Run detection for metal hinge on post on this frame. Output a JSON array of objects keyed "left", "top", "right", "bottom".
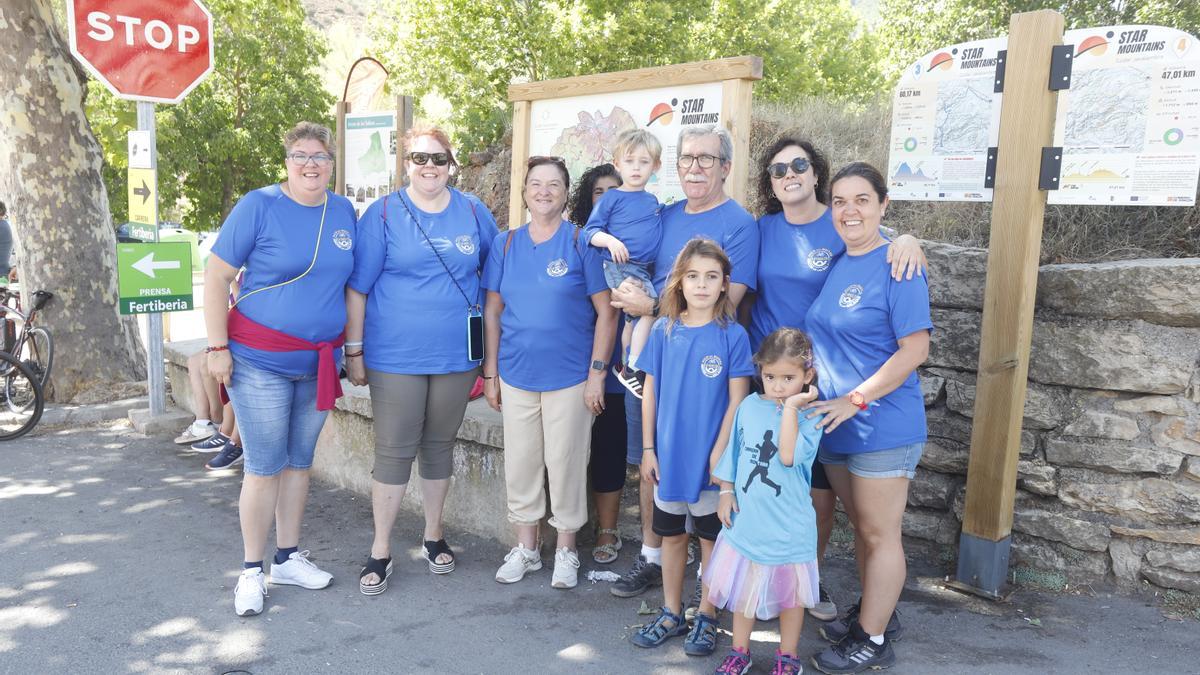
[
  {"left": 1049, "top": 44, "right": 1074, "bottom": 90},
  {"left": 985, "top": 147, "right": 999, "bottom": 188},
  {"left": 993, "top": 50, "right": 1007, "bottom": 93},
  {"left": 1039, "top": 147, "right": 1063, "bottom": 190}
]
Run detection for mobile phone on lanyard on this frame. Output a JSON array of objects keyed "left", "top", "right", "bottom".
[{"left": 467, "top": 311, "right": 484, "bottom": 362}]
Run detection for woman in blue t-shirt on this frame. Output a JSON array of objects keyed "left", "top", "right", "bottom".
[
  {"left": 481, "top": 156, "right": 617, "bottom": 590},
  {"left": 204, "top": 122, "right": 356, "bottom": 618},
  {"left": 747, "top": 136, "right": 927, "bottom": 626},
  {"left": 803, "top": 163, "right": 932, "bottom": 674},
  {"left": 344, "top": 125, "right": 499, "bottom": 595}
]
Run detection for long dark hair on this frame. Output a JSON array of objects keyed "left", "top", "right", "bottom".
[
  {"left": 756, "top": 136, "right": 830, "bottom": 215},
  {"left": 567, "top": 163, "right": 621, "bottom": 226}
]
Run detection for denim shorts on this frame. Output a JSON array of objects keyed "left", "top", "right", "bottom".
[
  {"left": 817, "top": 443, "right": 924, "bottom": 479},
  {"left": 602, "top": 259, "right": 657, "bottom": 299},
  {"left": 226, "top": 357, "right": 330, "bottom": 476}
]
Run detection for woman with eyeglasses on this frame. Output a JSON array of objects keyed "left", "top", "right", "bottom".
[
  {"left": 482, "top": 156, "right": 617, "bottom": 590},
  {"left": 747, "top": 137, "right": 925, "bottom": 647},
  {"left": 204, "top": 122, "right": 357, "bottom": 617},
  {"left": 344, "top": 124, "right": 499, "bottom": 595}
]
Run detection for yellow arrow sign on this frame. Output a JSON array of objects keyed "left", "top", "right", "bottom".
[{"left": 127, "top": 167, "right": 157, "bottom": 226}]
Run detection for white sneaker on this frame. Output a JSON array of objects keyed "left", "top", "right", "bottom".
[
  {"left": 495, "top": 544, "right": 542, "bottom": 583},
  {"left": 270, "top": 550, "right": 333, "bottom": 589},
  {"left": 551, "top": 547, "right": 580, "bottom": 589},
  {"left": 234, "top": 567, "right": 267, "bottom": 616},
  {"left": 174, "top": 420, "right": 217, "bottom": 445}
]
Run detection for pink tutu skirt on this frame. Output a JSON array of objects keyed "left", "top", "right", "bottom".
[{"left": 705, "top": 531, "right": 820, "bottom": 620}]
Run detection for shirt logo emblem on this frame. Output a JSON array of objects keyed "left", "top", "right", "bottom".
[
  {"left": 547, "top": 258, "right": 569, "bottom": 277},
  {"left": 839, "top": 284, "right": 864, "bottom": 308},
  {"left": 807, "top": 248, "right": 833, "bottom": 271},
  {"left": 332, "top": 229, "right": 353, "bottom": 250},
  {"left": 700, "top": 355, "right": 723, "bottom": 378},
  {"left": 455, "top": 235, "right": 476, "bottom": 255}
]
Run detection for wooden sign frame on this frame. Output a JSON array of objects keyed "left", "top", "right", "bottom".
[{"left": 506, "top": 56, "right": 763, "bottom": 229}]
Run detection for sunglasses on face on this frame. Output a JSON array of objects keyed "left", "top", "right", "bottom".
[
  {"left": 408, "top": 152, "right": 451, "bottom": 166},
  {"left": 768, "top": 157, "right": 811, "bottom": 179}
]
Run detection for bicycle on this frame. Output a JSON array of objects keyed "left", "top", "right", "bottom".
[
  {"left": 0, "top": 286, "right": 54, "bottom": 393},
  {"left": 0, "top": 349, "right": 43, "bottom": 440}
]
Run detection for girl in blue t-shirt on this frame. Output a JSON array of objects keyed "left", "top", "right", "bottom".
[
  {"left": 708, "top": 328, "right": 823, "bottom": 675},
  {"left": 630, "top": 238, "right": 754, "bottom": 657}
]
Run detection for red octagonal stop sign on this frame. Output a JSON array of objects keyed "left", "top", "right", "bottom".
[{"left": 68, "top": 0, "right": 214, "bottom": 104}]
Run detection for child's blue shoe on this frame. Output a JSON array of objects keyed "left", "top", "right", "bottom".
[
  {"left": 630, "top": 606, "right": 687, "bottom": 648},
  {"left": 684, "top": 612, "right": 719, "bottom": 656}
]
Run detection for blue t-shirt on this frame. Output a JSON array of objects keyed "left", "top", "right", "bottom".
[
  {"left": 347, "top": 188, "right": 499, "bottom": 374},
  {"left": 212, "top": 185, "right": 356, "bottom": 376},
  {"left": 748, "top": 208, "right": 845, "bottom": 351},
  {"left": 642, "top": 317, "right": 755, "bottom": 502},
  {"left": 482, "top": 222, "right": 608, "bottom": 392},
  {"left": 581, "top": 189, "right": 662, "bottom": 264},
  {"left": 653, "top": 200, "right": 759, "bottom": 294},
  {"left": 804, "top": 245, "right": 933, "bottom": 454},
  {"left": 713, "top": 394, "right": 823, "bottom": 565}
]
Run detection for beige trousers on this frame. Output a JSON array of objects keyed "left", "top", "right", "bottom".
[{"left": 500, "top": 380, "right": 595, "bottom": 533}]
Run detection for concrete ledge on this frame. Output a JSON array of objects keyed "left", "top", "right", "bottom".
[
  {"left": 129, "top": 406, "right": 194, "bottom": 436},
  {"left": 40, "top": 396, "right": 150, "bottom": 428}
]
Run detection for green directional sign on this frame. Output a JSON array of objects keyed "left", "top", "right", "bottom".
[{"left": 116, "top": 242, "right": 194, "bottom": 315}]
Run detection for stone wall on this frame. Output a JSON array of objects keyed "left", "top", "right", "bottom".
[{"left": 913, "top": 242, "right": 1200, "bottom": 596}]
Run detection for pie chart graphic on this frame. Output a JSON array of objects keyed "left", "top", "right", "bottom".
[
  {"left": 1164, "top": 128, "right": 1184, "bottom": 146},
  {"left": 904, "top": 137, "right": 918, "bottom": 152}
]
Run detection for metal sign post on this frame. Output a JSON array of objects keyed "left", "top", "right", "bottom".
[{"left": 137, "top": 102, "right": 166, "bottom": 416}]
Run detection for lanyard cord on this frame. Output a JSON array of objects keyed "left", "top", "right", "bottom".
[{"left": 232, "top": 192, "right": 328, "bottom": 308}]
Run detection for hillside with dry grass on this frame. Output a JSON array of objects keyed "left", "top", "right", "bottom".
[{"left": 301, "top": 0, "right": 370, "bottom": 30}]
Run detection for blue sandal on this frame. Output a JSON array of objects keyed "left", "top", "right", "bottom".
[
  {"left": 684, "top": 612, "right": 719, "bottom": 656},
  {"left": 630, "top": 606, "right": 687, "bottom": 648}
]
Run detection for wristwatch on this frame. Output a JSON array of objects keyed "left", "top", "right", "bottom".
[
  {"left": 848, "top": 390, "right": 869, "bottom": 410},
  {"left": 591, "top": 360, "right": 607, "bottom": 372}
]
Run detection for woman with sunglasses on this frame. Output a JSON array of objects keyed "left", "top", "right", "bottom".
[
  {"left": 482, "top": 156, "right": 617, "bottom": 590},
  {"left": 345, "top": 124, "right": 499, "bottom": 595},
  {"left": 747, "top": 136, "right": 925, "bottom": 634},
  {"left": 204, "top": 122, "right": 357, "bottom": 617}
]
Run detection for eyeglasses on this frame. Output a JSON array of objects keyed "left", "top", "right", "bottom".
[
  {"left": 677, "top": 154, "right": 723, "bottom": 169},
  {"left": 286, "top": 152, "right": 333, "bottom": 167},
  {"left": 768, "top": 157, "right": 811, "bottom": 179},
  {"left": 408, "top": 152, "right": 451, "bottom": 166}
]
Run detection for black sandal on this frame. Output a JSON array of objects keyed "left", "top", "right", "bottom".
[
  {"left": 359, "top": 556, "right": 393, "bottom": 596},
  {"left": 423, "top": 539, "right": 455, "bottom": 574}
]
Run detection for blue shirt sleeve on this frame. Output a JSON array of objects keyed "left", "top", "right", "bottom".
[
  {"left": 346, "top": 199, "right": 386, "bottom": 295},
  {"left": 887, "top": 273, "right": 933, "bottom": 339},
  {"left": 581, "top": 190, "right": 616, "bottom": 248},
  {"left": 727, "top": 324, "right": 756, "bottom": 378},
  {"left": 640, "top": 318, "right": 667, "bottom": 379},
  {"left": 792, "top": 412, "right": 824, "bottom": 469},
  {"left": 725, "top": 207, "right": 760, "bottom": 290},
  {"left": 712, "top": 403, "right": 743, "bottom": 483},
  {"left": 577, "top": 235, "right": 609, "bottom": 296},
  {"left": 481, "top": 230, "right": 508, "bottom": 292},
  {"left": 211, "top": 192, "right": 264, "bottom": 269},
  {"left": 467, "top": 194, "right": 500, "bottom": 275}
]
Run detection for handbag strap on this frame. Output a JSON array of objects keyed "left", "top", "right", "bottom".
[{"left": 385, "top": 190, "right": 480, "bottom": 312}]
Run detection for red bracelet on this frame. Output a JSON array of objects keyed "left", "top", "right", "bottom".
[{"left": 205, "top": 345, "right": 229, "bottom": 353}]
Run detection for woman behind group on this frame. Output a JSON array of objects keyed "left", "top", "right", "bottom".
[
  {"left": 204, "top": 122, "right": 357, "bottom": 617},
  {"left": 345, "top": 124, "right": 499, "bottom": 595},
  {"left": 568, "top": 163, "right": 628, "bottom": 565},
  {"left": 803, "top": 162, "right": 932, "bottom": 675},
  {"left": 482, "top": 156, "right": 617, "bottom": 589},
  {"left": 748, "top": 136, "right": 926, "bottom": 623}
]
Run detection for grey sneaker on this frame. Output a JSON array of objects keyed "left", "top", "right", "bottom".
[
  {"left": 820, "top": 600, "right": 903, "bottom": 643},
  {"left": 190, "top": 432, "right": 229, "bottom": 453},
  {"left": 205, "top": 441, "right": 243, "bottom": 470},
  {"left": 812, "top": 623, "right": 895, "bottom": 673},
  {"left": 610, "top": 555, "right": 662, "bottom": 598},
  {"left": 175, "top": 420, "right": 216, "bottom": 445},
  {"left": 495, "top": 544, "right": 541, "bottom": 583},
  {"left": 808, "top": 583, "right": 838, "bottom": 621}
]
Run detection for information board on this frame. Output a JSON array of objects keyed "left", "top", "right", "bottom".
[{"left": 343, "top": 112, "right": 397, "bottom": 217}]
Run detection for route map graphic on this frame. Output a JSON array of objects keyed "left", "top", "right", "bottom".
[
  {"left": 1063, "top": 66, "right": 1152, "bottom": 154},
  {"left": 934, "top": 78, "right": 994, "bottom": 155}
]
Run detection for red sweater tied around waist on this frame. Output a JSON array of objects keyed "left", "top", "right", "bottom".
[{"left": 220, "top": 307, "right": 344, "bottom": 411}]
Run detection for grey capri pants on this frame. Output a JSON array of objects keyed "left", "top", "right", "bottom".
[{"left": 366, "top": 367, "right": 479, "bottom": 485}]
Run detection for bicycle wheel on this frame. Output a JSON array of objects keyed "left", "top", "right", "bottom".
[
  {"left": 19, "top": 326, "right": 53, "bottom": 390},
  {"left": 0, "top": 351, "right": 44, "bottom": 440}
]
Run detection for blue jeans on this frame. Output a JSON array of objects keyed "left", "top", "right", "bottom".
[
  {"left": 226, "top": 357, "right": 330, "bottom": 476},
  {"left": 625, "top": 390, "right": 643, "bottom": 466},
  {"left": 603, "top": 259, "right": 657, "bottom": 298}
]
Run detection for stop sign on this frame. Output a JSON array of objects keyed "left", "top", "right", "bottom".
[{"left": 67, "top": 0, "right": 214, "bottom": 104}]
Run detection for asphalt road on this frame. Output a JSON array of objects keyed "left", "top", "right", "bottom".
[{"left": 1, "top": 419, "right": 1195, "bottom": 674}]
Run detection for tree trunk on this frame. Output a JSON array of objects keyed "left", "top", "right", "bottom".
[{"left": 0, "top": 0, "right": 147, "bottom": 401}]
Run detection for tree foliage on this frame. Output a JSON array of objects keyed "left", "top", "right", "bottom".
[
  {"left": 877, "top": 0, "right": 1200, "bottom": 84},
  {"left": 367, "top": 0, "right": 881, "bottom": 150},
  {"left": 87, "top": 0, "right": 333, "bottom": 231}
]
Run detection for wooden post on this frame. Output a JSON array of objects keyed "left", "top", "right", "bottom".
[
  {"left": 720, "top": 77, "right": 755, "bottom": 205},
  {"left": 396, "top": 94, "right": 413, "bottom": 188},
  {"left": 508, "top": 100, "right": 532, "bottom": 230},
  {"left": 954, "top": 9, "right": 1064, "bottom": 598},
  {"left": 335, "top": 100, "right": 350, "bottom": 196}
]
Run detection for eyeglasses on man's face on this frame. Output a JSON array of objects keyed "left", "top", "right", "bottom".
[{"left": 677, "top": 154, "right": 723, "bottom": 170}]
